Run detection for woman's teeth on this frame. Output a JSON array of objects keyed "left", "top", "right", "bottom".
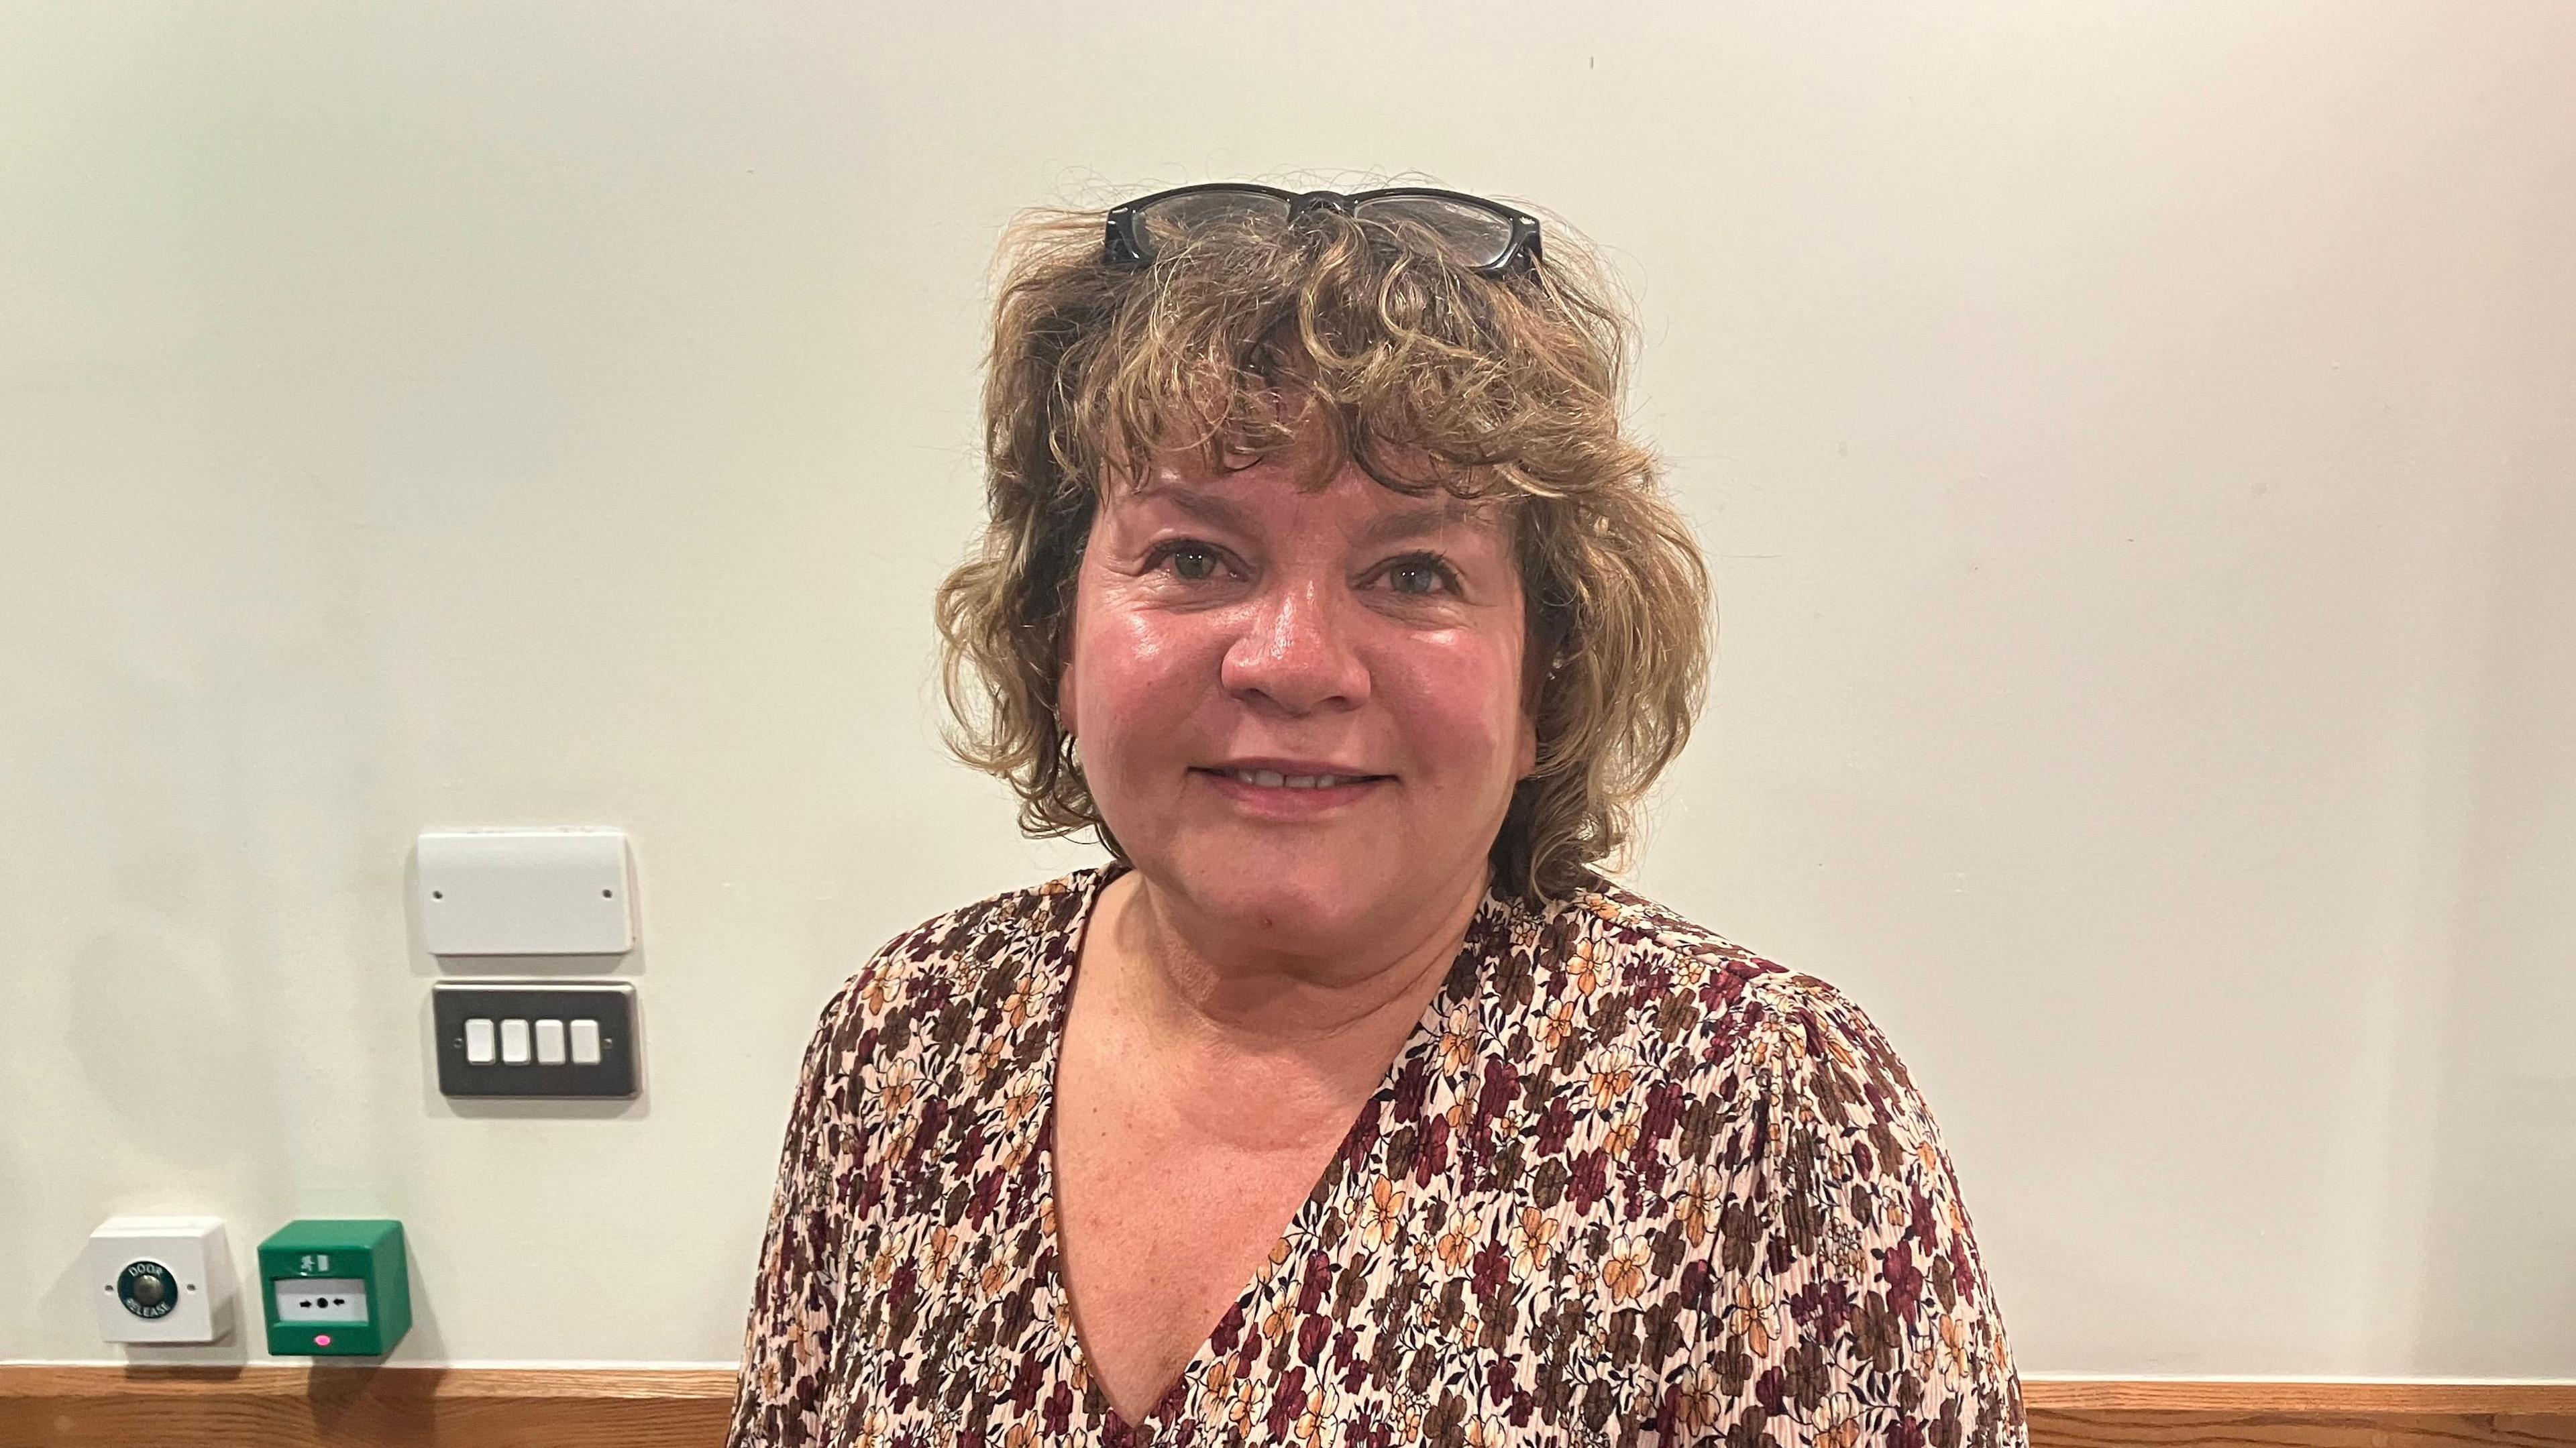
[{"left": 1227, "top": 769, "right": 1370, "bottom": 790}]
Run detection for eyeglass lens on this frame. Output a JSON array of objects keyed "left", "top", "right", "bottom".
[
  {"left": 1134, "top": 191, "right": 1515, "bottom": 270},
  {"left": 1134, "top": 192, "right": 1293, "bottom": 254},
  {"left": 1350, "top": 196, "right": 1515, "bottom": 270}
]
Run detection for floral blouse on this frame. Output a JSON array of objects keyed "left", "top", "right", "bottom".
[{"left": 726, "top": 863, "right": 2026, "bottom": 1448}]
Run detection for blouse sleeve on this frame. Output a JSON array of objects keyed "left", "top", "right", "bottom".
[
  {"left": 1707, "top": 985, "right": 2027, "bottom": 1448},
  {"left": 725, "top": 974, "right": 865, "bottom": 1448}
]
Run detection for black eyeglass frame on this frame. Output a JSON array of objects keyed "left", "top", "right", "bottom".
[{"left": 1102, "top": 183, "right": 1544, "bottom": 276}]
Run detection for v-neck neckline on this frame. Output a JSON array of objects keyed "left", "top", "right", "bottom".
[{"left": 1028, "top": 860, "right": 1510, "bottom": 1441}]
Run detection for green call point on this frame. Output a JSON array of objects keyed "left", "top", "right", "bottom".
[{"left": 256, "top": 1219, "right": 411, "bottom": 1357}]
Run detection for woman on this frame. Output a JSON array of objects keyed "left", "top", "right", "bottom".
[{"left": 727, "top": 183, "right": 2025, "bottom": 1448}]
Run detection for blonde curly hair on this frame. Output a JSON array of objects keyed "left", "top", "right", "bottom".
[{"left": 934, "top": 188, "right": 1711, "bottom": 901}]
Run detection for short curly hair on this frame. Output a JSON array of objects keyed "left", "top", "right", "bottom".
[{"left": 934, "top": 188, "right": 1711, "bottom": 901}]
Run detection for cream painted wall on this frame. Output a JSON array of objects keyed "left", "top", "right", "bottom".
[{"left": 3, "top": 1, "right": 2569, "bottom": 1377}]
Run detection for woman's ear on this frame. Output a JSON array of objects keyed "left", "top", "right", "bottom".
[
  {"left": 1515, "top": 605, "right": 1564, "bottom": 781},
  {"left": 1513, "top": 621, "right": 1542, "bottom": 781},
  {"left": 1050, "top": 557, "right": 1079, "bottom": 748},
  {"left": 1053, "top": 496, "right": 1105, "bottom": 746}
]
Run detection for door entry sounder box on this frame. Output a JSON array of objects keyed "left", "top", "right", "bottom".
[{"left": 257, "top": 1219, "right": 411, "bottom": 1356}]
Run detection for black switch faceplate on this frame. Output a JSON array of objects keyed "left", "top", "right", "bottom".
[{"left": 431, "top": 981, "right": 639, "bottom": 1098}]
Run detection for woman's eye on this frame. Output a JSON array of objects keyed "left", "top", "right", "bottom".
[
  {"left": 1159, "top": 544, "right": 1224, "bottom": 581},
  {"left": 1386, "top": 557, "right": 1456, "bottom": 596}
]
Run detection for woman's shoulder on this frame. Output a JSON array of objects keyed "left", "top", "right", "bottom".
[
  {"left": 1520, "top": 872, "right": 1933, "bottom": 1113},
  {"left": 1532, "top": 879, "right": 2023, "bottom": 1444},
  {"left": 811, "top": 865, "right": 1110, "bottom": 1042},
  {"left": 864, "top": 865, "right": 1105, "bottom": 969}
]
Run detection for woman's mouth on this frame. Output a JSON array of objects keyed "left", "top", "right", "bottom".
[
  {"left": 1192, "top": 765, "right": 1392, "bottom": 813},
  {"left": 1210, "top": 767, "right": 1384, "bottom": 790}
]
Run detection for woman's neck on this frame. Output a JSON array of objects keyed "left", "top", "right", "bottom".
[{"left": 1092, "top": 860, "right": 1490, "bottom": 1056}]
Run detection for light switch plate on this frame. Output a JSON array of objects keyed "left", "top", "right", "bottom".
[
  {"left": 89, "top": 1216, "right": 234, "bottom": 1344},
  {"left": 416, "top": 828, "right": 634, "bottom": 956},
  {"left": 432, "top": 981, "right": 639, "bottom": 1097}
]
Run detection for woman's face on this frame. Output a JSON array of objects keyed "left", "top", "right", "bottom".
[{"left": 1059, "top": 443, "right": 1538, "bottom": 958}]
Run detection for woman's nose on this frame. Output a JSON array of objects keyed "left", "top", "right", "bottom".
[{"left": 1220, "top": 579, "right": 1370, "bottom": 715}]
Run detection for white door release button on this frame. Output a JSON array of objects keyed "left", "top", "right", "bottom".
[
  {"left": 534, "top": 1019, "right": 566, "bottom": 1064},
  {"left": 569, "top": 1018, "right": 601, "bottom": 1064},
  {"left": 499, "top": 1018, "right": 531, "bottom": 1064},
  {"left": 464, "top": 1018, "right": 496, "bottom": 1064}
]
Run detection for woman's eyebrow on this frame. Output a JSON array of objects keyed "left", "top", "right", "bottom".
[
  {"left": 1120, "top": 482, "right": 1253, "bottom": 533},
  {"left": 1352, "top": 500, "right": 1496, "bottom": 549}
]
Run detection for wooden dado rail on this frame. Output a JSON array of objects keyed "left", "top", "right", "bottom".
[{"left": 2, "top": 1367, "right": 2573, "bottom": 1446}]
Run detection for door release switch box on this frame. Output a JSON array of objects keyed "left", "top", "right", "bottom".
[
  {"left": 433, "top": 981, "right": 638, "bottom": 1098},
  {"left": 89, "top": 1217, "right": 235, "bottom": 1345}
]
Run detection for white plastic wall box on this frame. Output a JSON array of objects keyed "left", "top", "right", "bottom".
[
  {"left": 416, "top": 827, "right": 635, "bottom": 956},
  {"left": 89, "top": 1216, "right": 235, "bottom": 1344}
]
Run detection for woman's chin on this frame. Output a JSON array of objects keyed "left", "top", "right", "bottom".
[{"left": 1142, "top": 852, "right": 1413, "bottom": 950}]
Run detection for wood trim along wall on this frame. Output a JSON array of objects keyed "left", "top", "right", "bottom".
[
  {"left": 2019, "top": 1378, "right": 2576, "bottom": 1447},
  {"left": 0, "top": 1366, "right": 733, "bottom": 1448},
  {"left": 3, "top": 1366, "right": 2573, "bottom": 1446}
]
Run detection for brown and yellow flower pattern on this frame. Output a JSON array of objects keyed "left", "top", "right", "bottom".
[{"left": 727, "top": 865, "right": 2025, "bottom": 1447}]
